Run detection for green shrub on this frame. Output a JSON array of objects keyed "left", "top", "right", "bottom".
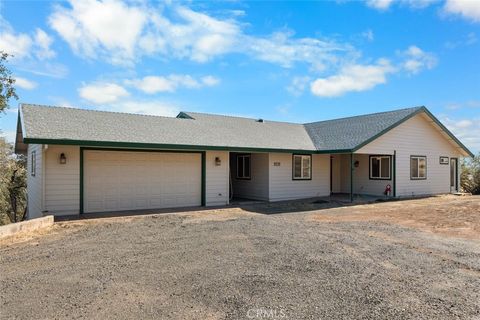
[
  {"left": 460, "top": 153, "right": 480, "bottom": 195},
  {"left": 0, "top": 137, "right": 27, "bottom": 225}
]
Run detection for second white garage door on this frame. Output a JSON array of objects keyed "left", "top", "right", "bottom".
[{"left": 84, "top": 150, "right": 202, "bottom": 213}]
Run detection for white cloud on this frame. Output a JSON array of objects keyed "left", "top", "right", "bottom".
[
  {"left": 49, "top": 0, "right": 148, "bottom": 65},
  {"left": 456, "top": 119, "right": 473, "bottom": 128},
  {"left": 47, "top": 96, "right": 76, "bottom": 108},
  {"left": 48, "top": 1, "right": 353, "bottom": 69},
  {"left": 401, "top": 45, "right": 437, "bottom": 74},
  {"left": 362, "top": 29, "right": 375, "bottom": 42},
  {"left": 127, "top": 76, "right": 176, "bottom": 93},
  {"left": 466, "top": 32, "right": 478, "bottom": 45},
  {"left": 443, "top": 0, "right": 480, "bottom": 22},
  {"left": 0, "top": 30, "right": 32, "bottom": 59},
  {"left": 287, "top": 76, "right": 311, "bottom": 96},
  {"left": 34, "top": 28, "right": 56, "bottom": 59},
  {"left": 126, "top": 74, "right": 220, "bottom": 94},
  {"left": 308, "top": 45, "right": 436, "bottom": 98},
  {"left": 445, "top": 100, "right": 480, "bottom": 110},
  {"left": 15, "top": 77, "right": 37, "bottom": 90},
  {"left": 171, "top": 7, "right": 240, "bottom": 63},
  {"left": 0, "top": 18, "right": 63, "bottom": 79},
  {"left": 243, "top": 31, "right": 350, "bottom": 71},
  {"left": 467, "top": 100, "right": 480, "bottom": 108},
  {"left": 310, "top": 59, "right": 395, "bottom": 97},
  {"left": 201, "top": 75, "right": 220, "bottom": 86},
  {"left": 445, "top": 32, "right": 478, "bottom": 49},
  {"left": 366, "top": 0, "right": 394, "bottom": 10},
  {"left": 99, "top": 100, "right": 180, "bottom": 117},
  {"left": 365, "top": 0, "right": 439, "bottom": 10},
  {"left": 364, "top": 0, "right": 480, "bottom": 23},
  {"left": 441, "top": 116, "right": 480, "bottom": 153},
  {"left": 402, "top": 0, "right": 439, "bottom": 9},
  {"left": 0, "top": 18, "right": 56, "bottom": 61},
  {"left": 78, "top": 82, "right": 130, "bottom": 104},
  {"left": 445, "top": 103, "right": 462, "bottom": 110},
  {"left": 16, "top": 63, "right": 68, "bottom": 79}
]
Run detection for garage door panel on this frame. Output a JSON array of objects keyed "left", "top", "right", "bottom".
[{"left": 84, "top": 150, "right": 201, "bottom": 213}]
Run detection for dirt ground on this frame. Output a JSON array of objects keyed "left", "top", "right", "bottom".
[
  {"left": 0, "top": 195, "right": 479, "bottom": 319},
  {"left": 308, "top": 195, "right": 480, "bottom": 240}
]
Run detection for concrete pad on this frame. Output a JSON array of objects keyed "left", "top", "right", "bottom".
[{"left": 0, "top": 216, "right": 54, "bottom": 239}]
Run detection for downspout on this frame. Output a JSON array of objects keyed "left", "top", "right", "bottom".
[
  {"left": 456, "top": 157, "right": 459, "bottom": 192},
  {"left": 393, "top": 150, "right": 396, "bottom": 197},
  {"left": 201, "top": 151, "right": 206, "bottom": 206},
  {"left": 350, "top": 153, "right": 354, "bottom": 202},
  {"left": 79, "top": 147, "right": 84, "bottom": 214},
  {"left": 41, "top": 144, "right": 48, "bottom": 214}
]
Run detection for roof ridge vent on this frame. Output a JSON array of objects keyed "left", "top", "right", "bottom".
[{"left": 256, "top": 118, "right": 264, "bottom": 123}]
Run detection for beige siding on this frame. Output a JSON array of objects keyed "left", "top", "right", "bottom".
[
  {"left": 357, "top": 113, "right": 463, "bottom": 196},
  {"left": 334, "top": 154, "right": 393, "bottom": 196},
  {"left": 231, "top": 153, "right": 269, "bottom": 201},
  {"left": 44, "top": 145, "right": 80, "bottom": 215},
  {"left": 331, "top": 155, "right": 341, "bottom": 193},
  {"left": 355, "top": 154, "right": 392, "bottom": 195},
  {"left": 269, "top": 153, "right": 330, "bottom": 201},
  {"left": 205, "top": 151, "right": 230, "bottom": 206},
  {"left": 26, "top": 144, "right": 43, "bottom": 219}
]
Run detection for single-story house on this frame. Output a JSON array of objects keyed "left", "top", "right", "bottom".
[{"left": 15, "top": 104, "right": 473, "bottom": 219}]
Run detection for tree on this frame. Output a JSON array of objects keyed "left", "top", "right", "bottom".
[
  {"left": 460, "top": 153, "right": 480, "bottom": 195},
  {"left": 0, "top": 53, "right": 25, "bottom": 224},
  {"left": 0, "top": 137, "right": 27, "bottom": 224},
  {"left": 0, "top": 51, "right": 18, "bottom": 114}
]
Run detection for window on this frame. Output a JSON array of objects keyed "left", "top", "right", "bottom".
[
  {"left": 236, "top": 154, "right": 251, "bottom": 179},
  {"left": 369, "top": 155, "right": 391, "bottom": 180},
  {"left": 292, "top": 154, "right": 312, "bottom": 180},
  {"left": 411, "top": 156, "right": 427, "bottom": 180},
  {"left": 31, "top": 151, "right": 36, "bottom": 177}
]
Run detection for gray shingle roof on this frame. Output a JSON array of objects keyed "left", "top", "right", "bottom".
[
  {"left": 304, "top": 107, "right": 423, "bottom": 151},
  {"left": 18, "top": 103, "right": 472, "bottom": 156},
  {"left": 19, "top": 104, "right": 315, "bottom": 151}
]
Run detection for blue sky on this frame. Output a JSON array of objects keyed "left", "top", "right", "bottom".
[{"left": 0, "top": 0, "right": 479, "bottom": 152}]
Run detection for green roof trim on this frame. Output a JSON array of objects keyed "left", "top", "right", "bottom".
[
  {"left": 351, "top": 107, "right": 424, "bottom": 152},
  {"left": 23, "top": 137, "right": 320, "bottom": 154},
  {"left": 421, "top": 107, "right": 474, "bottom": 158},
  {"left": 18, "top": 104, "right": 473, "bottom": 157},
  {"left": 351, "top": 106, "right": 474, "bottom": 157}
]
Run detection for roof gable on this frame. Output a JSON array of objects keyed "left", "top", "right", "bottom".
[{"left": 304, "top": 107, "right": 423, "bottom": 152}]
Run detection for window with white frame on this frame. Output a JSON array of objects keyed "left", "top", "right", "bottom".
[
  {"left": 236, "top": 154, "right": 251, "bottom": 179},
  {"left": 411, "top": 156, "right": 427, "bottom": 179},
  {"left": 31, "top": 151, "right": 36, "bottom": 177},
  {"left": 369, "top": 155, "right": 391, "bottom": 180},
  {"left": 293, "top": 154, "right": 312, "bottom": 180}
]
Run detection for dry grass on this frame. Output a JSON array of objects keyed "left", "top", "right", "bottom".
[{"left": 309, "top": 195, "right": 480, "bottom": 240}]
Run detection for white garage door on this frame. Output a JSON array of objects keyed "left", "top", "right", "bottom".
[{"left": 84, "top": 150, "right": 201, "bottom": 213}]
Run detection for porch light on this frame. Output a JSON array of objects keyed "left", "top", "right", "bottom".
[
  {"left": 215, "top": 157, "right": 221, "bottom": 166},
  {"left": 59, "top": 153, "right": 67, "bottom": 164},
  {"left": 354, "top": 160, "right": 360, "bottom": 168}
]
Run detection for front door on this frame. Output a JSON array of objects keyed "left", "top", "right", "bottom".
[{"left": 450, "top": 158, "right": 458, "bottom": 193}]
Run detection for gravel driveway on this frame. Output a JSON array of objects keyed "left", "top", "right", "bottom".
[{"left": 1, "top": 196, "right": 479, "bottom": 319}]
